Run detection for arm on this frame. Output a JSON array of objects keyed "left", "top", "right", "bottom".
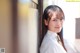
[{"left": 64, "top": 39, "right": 80, "bottom": 53}]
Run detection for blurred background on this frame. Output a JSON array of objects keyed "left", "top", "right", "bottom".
[{"left": 0, "top": 0, "right": 80, "bottom": 53}]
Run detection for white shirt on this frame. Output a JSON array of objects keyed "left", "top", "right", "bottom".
[
  {"left": 64, "top": 39, "right": 79, "bottom": 53},
  {"left": 40, "top": 30, "right": 79, "bottom": 53},
  {"left": 40, "top": 30, "right": 67, "bottom": 53}
]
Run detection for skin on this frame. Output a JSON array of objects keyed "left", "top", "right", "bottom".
[{"left": 44, "top": 11, "right": 64, "bottom": 33}]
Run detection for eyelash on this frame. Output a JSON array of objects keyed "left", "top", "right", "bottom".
[
  {"left": 53, "top": 19, "right": 57, "bottom": 21},
  {"left": 52, "top": 19, "right": 64, "bottom": 21}
]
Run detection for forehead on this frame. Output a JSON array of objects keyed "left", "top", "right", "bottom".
[{"left": 48, "top": 10, "right": 64, "bottom": 19}]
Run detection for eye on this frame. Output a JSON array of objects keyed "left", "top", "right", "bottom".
[
  {"left": 52, "top": 19, "right": 57, "bottom": 21},
  {"left": 60, "top": 19, "right": 62, "bottom": 21},
  {"left": 60, "top": 18, "right": 64, "bottom": 21}
]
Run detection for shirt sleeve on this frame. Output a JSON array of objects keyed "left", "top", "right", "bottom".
[{"left": 64, "top": 39, "right": 79, "bottom": 53}]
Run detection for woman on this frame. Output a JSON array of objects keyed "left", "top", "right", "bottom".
[
  {"left": 40, "top": 5, "right": 67, "bottom": 53},
  {"left": 40, "top": 5, "right": 79, "bottom": 53}
]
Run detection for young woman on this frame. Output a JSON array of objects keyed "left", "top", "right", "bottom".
[
  {"left": 40, "top": 5, "right": 79, "bottom": 53},
  {"left": 40, "top": 5, "right": 67, "bottom": 53}
]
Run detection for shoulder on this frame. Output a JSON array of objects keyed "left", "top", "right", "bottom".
[
  {"left": 40, "top": 35, "right": 57, "bottom": 52},
  {"left": 40, "top": 35, "right": 67, "bottom": 53},
  {"left": 40, "top": 38, "right": 54, "bottom": 53},
  {"left": 41, "top": 34, "right": 56, "bottom": 46}
]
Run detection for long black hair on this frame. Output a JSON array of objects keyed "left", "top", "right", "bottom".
[{"left": 41, "top": 5, "right": 67, "bottom": 51}]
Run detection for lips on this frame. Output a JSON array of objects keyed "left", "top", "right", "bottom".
[{"left": 55, "top": 27, "right": 60, "bottom": 29}]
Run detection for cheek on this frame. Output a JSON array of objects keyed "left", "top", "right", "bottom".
[
  {"left": 48, "top": 22, "right": 55, "bottom": 28},
  {"left": 61, "top": 22, "right": 64, "bottom": 26}
]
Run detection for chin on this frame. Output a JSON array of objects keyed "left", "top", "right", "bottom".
[
  {"left": 56, "top": 31, "right": 60, "bottom": 33},
  {"left": 56, "top": 29, "right": 61, "bottom": 33}
]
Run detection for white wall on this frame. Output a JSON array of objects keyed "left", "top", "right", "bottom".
[
  {"left": 54, "top": 0, "right": 80, "bottom": 44},
  {"left": 18, "top": 1, "right": 38, "bottom": 53}
]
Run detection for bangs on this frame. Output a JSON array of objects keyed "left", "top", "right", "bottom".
[
  {"left": 47, "top": 9, "right": 54, "bottom": 20},
  {"left": 56, "top": 11, "right": 65, "bottom": 20},
  {"left": 48, "top": 9, "right": 65, "bottom": 20}
]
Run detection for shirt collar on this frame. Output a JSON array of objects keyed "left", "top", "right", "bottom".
[{"left": 46, "top": 30, "right": 58, "bottom": 40}]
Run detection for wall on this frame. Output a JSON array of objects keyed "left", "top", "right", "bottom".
[
  {"left": 0, "top": 0, "right": 12, "bottom": 53},
  {"left": 54, "top": 0, "right": 80, "bottom": 44},
  {"left": 18, "top": 0, "right": 38, "bottom": 53},
  {"left": 76, "top": 18, "right": 80, "bottom": 39}
]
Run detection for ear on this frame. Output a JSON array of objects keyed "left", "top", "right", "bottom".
[{"left": 44, "top": 19, "right": 48, "bottom": 26}]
